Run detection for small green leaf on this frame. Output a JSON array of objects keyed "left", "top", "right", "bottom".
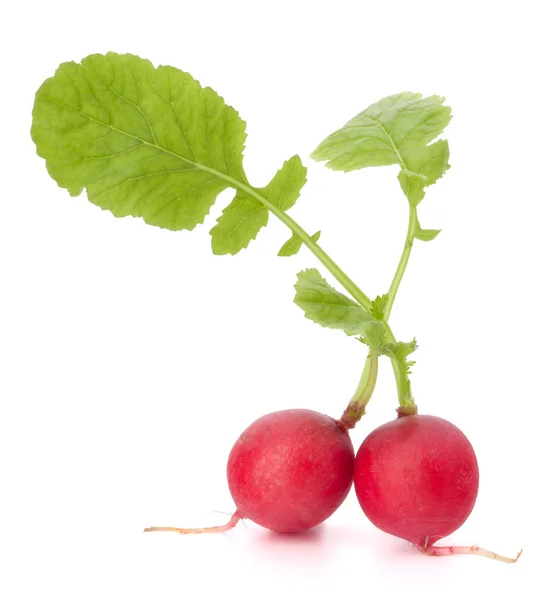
[
  {"left": 210, "top": 155, "right": 307, "bottom": 254},
  {"left": 414, "top": 219, "right": 441, "bottom": 242},
  {"left": 379, "top": 339, "right": 418, "bottom": 374},
  {"left": 397, "top": 170, "right": 428, "bottom": 207},
  {"left": 397, "top": 140, "right": 450, "bottom": 206},
  {"left": 405, "top": 139, "right": 450, "bottom": 187},
  {"left": 370, "top": 294, "right": 389, "bottom": 320},
  {"left": 294, "top": 269, "right": 384, "bottom": 346},
  {"left": 278, "top": 230, "right": 321, "bottom": 257},
  {"left": 262, "top": 155, "right": 307, "bottom": 211},
  {"left": 311, "top": 93, "right": 451, "bottom": 173},
  {"left": 210, "top": 192, "right": 268, "bottom": 255}
]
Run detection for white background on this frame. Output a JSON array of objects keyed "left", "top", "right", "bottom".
[{"left": 1, "top": 1, "right": 544, "bottom": 598}]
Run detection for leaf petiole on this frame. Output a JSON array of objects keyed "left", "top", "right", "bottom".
[
  {"left": 344, "top": 203, "right": 419, "bottom": 424},
  {"left": 231, "top": 178, "right": 374, "bottom": 312},
  {"left": 311, "top": 92, "right": 451, "bottom": 420},
  {"left": 384, "top": 204, "right": 418, "bottom": 320},
  {"left": 339, "top": 350, "right": 378, "bottom": 429},
  {"left": 32, "top": 56, "right": 443, "bottom": 425}
]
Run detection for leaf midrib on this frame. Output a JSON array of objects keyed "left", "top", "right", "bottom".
[
  {"left": 42, "top": 96, "right": 374, "bottom": 312},
  {"left": 363, "top": 115, "right": 408, "bottom": 170},
  {"left": 44, "top": 97, "right": 281, "bottom": 216}
]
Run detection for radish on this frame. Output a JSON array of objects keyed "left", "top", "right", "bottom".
[
  {"left": 354, "top": 411, "right": 521, "bottom": 562},
  {"left": 32, "top": 55, "right": 520, "bottom": 560},
  {"left": 145, "top": 409, "right": 354, "bottom": 534},
  {"left": 354, "top": 413, "right": 479, "bottom": 546}
]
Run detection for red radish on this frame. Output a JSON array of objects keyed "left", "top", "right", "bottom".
[
  {"left": 145, "top": 409, "right": 354, "bottom": 534},
  {"left": 353, "top": 413, "right": 521, "bottom": 562},
  {"left": 32, "top": 58, "right": 521, "bottom": 560},
  {"left": 354, "top": 414, "right": 479, "bottom": 548},
  {"left": 355, "top": 415, "right": 479, "bottom": 547}
]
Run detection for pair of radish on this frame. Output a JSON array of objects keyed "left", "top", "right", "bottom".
[
  {"left": 29, "top": 52, "right": 520, "bottom": 563},
  {"left": 146, "top": 406, "right": 517, "bottom": 562}
]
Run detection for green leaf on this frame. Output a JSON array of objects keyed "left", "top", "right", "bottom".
[
  {"left": 414, "top": 218, "right": 441, "bottom": 242},
  {"left": 405, "top": 139, "right": 450, "bottom": 187},
  {"left": 370, "top": 294, "right": 389, "bottom": 320},
  {"left": 262, "top": 155, "right": 307, "bottom": 212},
  {"left": 32, "top": 53, "right": 245, "bottom": 231},
  {"left": 397, "top": 170, "right": 427, "bottom": 207},
  {"left": 278, "top": 230, "right": 321, "bottom": 257},
  {"left": 210, "top": 155, "right": 307, "bottom": 255},
  {"left": 379, "top": 339, "right": 418, "bottom": 374},
  {"left": 397, "top": 140, "right": 450, "bottom": 206},
  {"left": 294, "top": 269, "right": 384, "bottom": 346},
  {"left": 210, "top": 191, "right": 268, "bottom": 255},
  {"left": 31, "top": 53, "right": 307, "bottom": 256},
  {"left": 311, "top": 93, "right": 451, "bottom": 173}
]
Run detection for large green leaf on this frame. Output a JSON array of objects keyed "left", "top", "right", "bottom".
[
  {"left": 294, "top": 269, "right": 385, "bottom": 346},
  {"left": 311, "top": 93, "right": 451, "bottom": 203},
  {"left": 31, "top": 52, "right": 306, "bottom": 253},
  {"left": 312, "top": 93, "right": 451, "bottom": 170}
]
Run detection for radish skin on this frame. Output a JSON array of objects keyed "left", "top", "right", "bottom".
[
  {"left": 228, "top": 409, "right": 354, "bottom": 532},
  {"left": 145, "top": 409, "right": 354, "bottom": 534},
  {"left": 354, "top": 414, "right": 479, "bottom": 547}
]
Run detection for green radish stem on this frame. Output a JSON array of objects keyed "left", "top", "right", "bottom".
[
  {"left": 217, "top": 175, "right": 374, "bottom": 313},
  {"left": 226, "top": 177, "right": 417, "bottom": 417},
  {"left": 340, "top": 351, "right": 379, "bottom": 429},
  {"left": 384, "top": 204, "right": 418, "bottom": 321},
  {"left": 343, "top": 204, "right": 419, "bottom": 427}
]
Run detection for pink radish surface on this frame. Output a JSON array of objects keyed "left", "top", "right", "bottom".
[
  {"left": 227, "top": 409, "right": 354, "bottom": 532},
  {"left": 354, "top": 414, "right": 479, "bottom": 547}
]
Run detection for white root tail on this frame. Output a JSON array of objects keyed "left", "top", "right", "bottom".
[
  {"left": 144, "top": 511, "right": 242, "bottom": 535},
  {"left": 416, "top": 539, "right": 522, "bottom": 564}
]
